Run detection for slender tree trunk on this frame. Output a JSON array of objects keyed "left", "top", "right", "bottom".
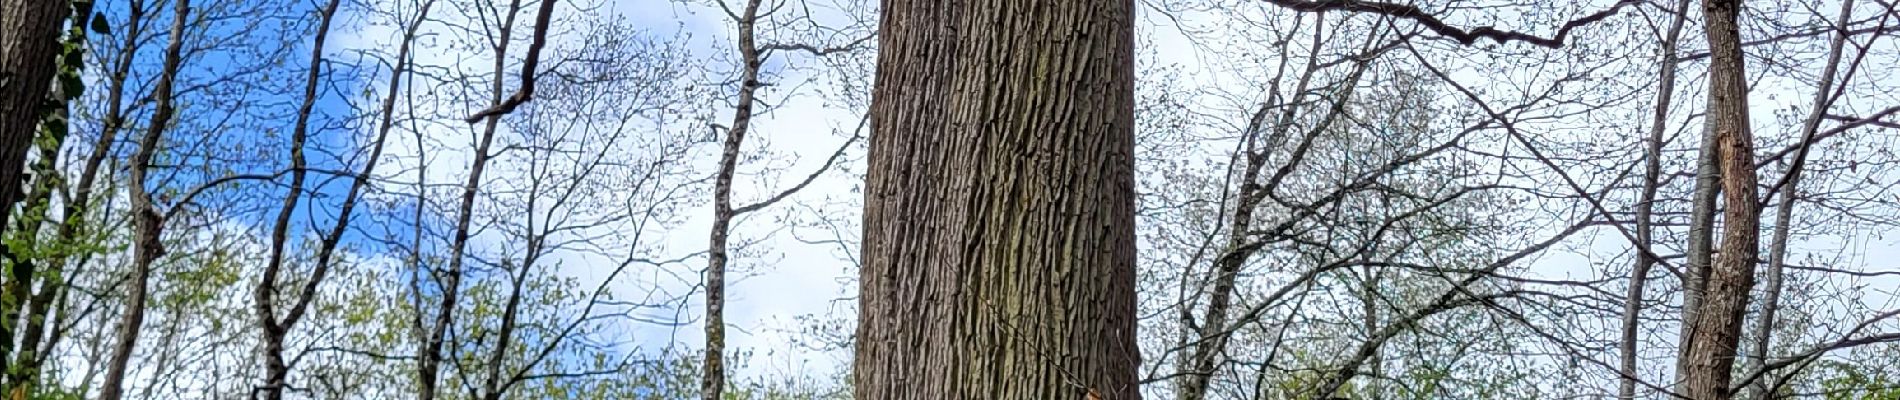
[
  {"left": 853, "top": 0, "right": 1141, "bottom": 398},
  {"left": 1677, "top": 0, "right": 1762, "bottom": 398},
  {"left": 0, "top": 0, "right": 69, "bottom": 230},
  {"left": 253, "top": 0, "right": 342, "bottom": 397},
  {"left": 1743, "top": 3, "right": 1854, "bottom": 399},
  {"left": 703, "top": 1, "right": 765, "bottom": 398},
  {"left": 480, "top": 254, "right": 534, "bottom": 400},
  {"left": 1621, "top": 0, "right": 1692, "bottom": 396},
  {"left": 1360, "top": 266, "right": 1382, "bottom": 398},
  {"left": 1675, "top": 62, "right": 1722, "bottom": 400},
  {"left": 99, "top": 0, "right": 189, "bottom": 398},
  {"left": 259, "top": 0, "right": 424, "bottom": 395},
  {"left": 1, "top": 92, "right": 59, "bottom": 395},
  {"left": 418, "top": 1, "right": 519, "bottom": 398},
  {"left": 1180, "top": 20, "right": 1351, "bottom": 399}
]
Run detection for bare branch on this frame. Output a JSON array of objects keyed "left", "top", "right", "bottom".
[
  {"left": 759, "top": 34, "right": 875, "bottom": 58},
  {"left": 464, "top": 0, "right": 559, "bottom": 123},
  {"left": 1259, "top": 0, "right": 1640, "bottom": 48},
  {"left": 732, "top": 115, "right": 865, "bottom": 216}
]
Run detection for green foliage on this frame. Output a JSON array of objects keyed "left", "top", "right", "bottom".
[{"left": 1819, "top": 362, "right": 1900, "bottom": 400}]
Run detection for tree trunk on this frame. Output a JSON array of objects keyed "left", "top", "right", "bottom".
[
  {"left": 253, "top": 0, "right": 342, "bottom": 397},
  {"left": 1744, "top": 2, "right": 1854, "bottom": 398},
  {"left": 853, "top": 0, "right": 1141, "bottom": 398},
  {"left": 1178, "top": 36, "right": 1318, "bottom": 400},
  {"left": 0, "top": 0, "right": 68, "bottom": 230},
  {"left": 0, "top": 0, "right": 89, "bottom": 386},
  {"left": 1675, "top": 85, "right": 1721, "bottom": 397},
  {"left": 10, "top": 0, "right": 146, "bottom": 390},
  {"left": 417, "top": 1, "right": 518, "bottom": 399},
  {"left": 1621, "top": 0, "right": 1692, "bottom": 396},
  {"left": 702, "top": 0, "right": 764, "bottom": 397},
  {"left": 100, "top": 0, "right": 189, "bottom": 398},
  {"left": 1677, "top": 0, "right": 1762, "bottom": 398}
]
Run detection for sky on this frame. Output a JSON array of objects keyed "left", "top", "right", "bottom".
[
  {"left": 293, "top": 0, "right": 1900, "bottom": 391},
  {"left": 319, "top": 0, "right": 873, "bottom": 381}
]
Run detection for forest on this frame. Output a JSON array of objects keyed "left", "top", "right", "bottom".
[{"left": 0, "top": 0, "right": 1898, "bottom": 398}]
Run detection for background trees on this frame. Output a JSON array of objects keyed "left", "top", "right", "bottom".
[{"left": 0, "top": 0, "right": 1896, "bottom": 399}]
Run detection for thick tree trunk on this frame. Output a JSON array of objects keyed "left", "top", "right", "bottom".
[
  {"left": 1677, "top": 0, "right": 1762, "bottom": 398},
  {"left": 10, "top": 1, "right": 146, "bottom": 391},
  {"left": 0, "top": 0, "right": 68, "bottom": 229},
  {"left": 853, "top": 0, "right": 1141, "bottom": 398},
  {"left": 0, "top": 0, "right": 88, "bottom": 386}
]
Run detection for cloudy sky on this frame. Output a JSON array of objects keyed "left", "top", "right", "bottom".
[{"left": 315, "top": 0, "right": 1899, "bottom": 387}]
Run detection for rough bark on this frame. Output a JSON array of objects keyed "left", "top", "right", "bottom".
[
  {"left": 99, "top": 0, "right": 189, "bottom": 398},
  {"left": 0, "top": 0, "right": 94, "bottom": 389},
  {"left": 1620, "top": 0, "right": 1692, "bottom": 396},
  {"left": 1676, "top": 0, "right": 1762, "bottom": 398},
  {"left": 10, "top": 0, "right": 147, "bottom": 390},
  {"left": 1743, "top": 2, "right": 1855, "bottom": 398},
  {"left": 1675, "top": 60, "right": 1723, "bottom": 400},
  {"left": 0, "top": 0, "right": 69, "bottom": 230},
  {"left": 853, "top": 0, "right": 1142, "bottom": 398}
]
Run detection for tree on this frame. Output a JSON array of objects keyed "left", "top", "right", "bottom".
[
  {"left": 853, "top": 0, "right": 1142, "bottom": 398},
  {"left": 698, "top": 0, "right": 867, "bottom": 397},
  {"left": 1675, "top": 0, "right": 1764, "bottom": 398},
  {"left": 414, "top": 0, "right": 528, "bottom": 396},
  {"left": 0, "top": 0, "right": 102, "bottom": 393},
  {"left": 0, "top": 0, "right": 70, "bottom": 229},
  {"left": 250, "top": 0, "right": 345, "bottom": 398},
  {"left": 97, "top": 0, "right": 189, "bottom": 397}
]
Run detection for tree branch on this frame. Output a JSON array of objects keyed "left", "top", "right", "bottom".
[
  {"left": 464, "top": 0, "right": 559, "bottom": 123},
  {"left": 731, "top": 115, "right": 865, "bottom": 216},
  {"left": 759, "top": 34, "right": 875, "bottom": 58},
  {"left": 1259, "top": 0, "right": 1641, "bottom": 48}
]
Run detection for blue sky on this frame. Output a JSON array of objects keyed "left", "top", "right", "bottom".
[
  {"left": 311, "top": 0, "right": 872, "bottom": 381},
  {"left": 74, "top": 0, "right": 1900, "bottom": 394}
]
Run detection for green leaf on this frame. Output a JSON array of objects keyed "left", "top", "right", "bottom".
[
  {"left": 58, "top": 73, "right": 83, "bottom": 99},
  {"left": 90, "top": 12, "right": 109, "bottom": 35}
]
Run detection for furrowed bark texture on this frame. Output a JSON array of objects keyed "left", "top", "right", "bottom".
[
  {"left": 1678, "top": 0, "right": 1762, "bottom": 398},
  {"left": 0, "top": 0, "right": 68, "bottom": 229},
  {"left": 854, "top": 0, "right": 1142, "bottom": 399}
]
